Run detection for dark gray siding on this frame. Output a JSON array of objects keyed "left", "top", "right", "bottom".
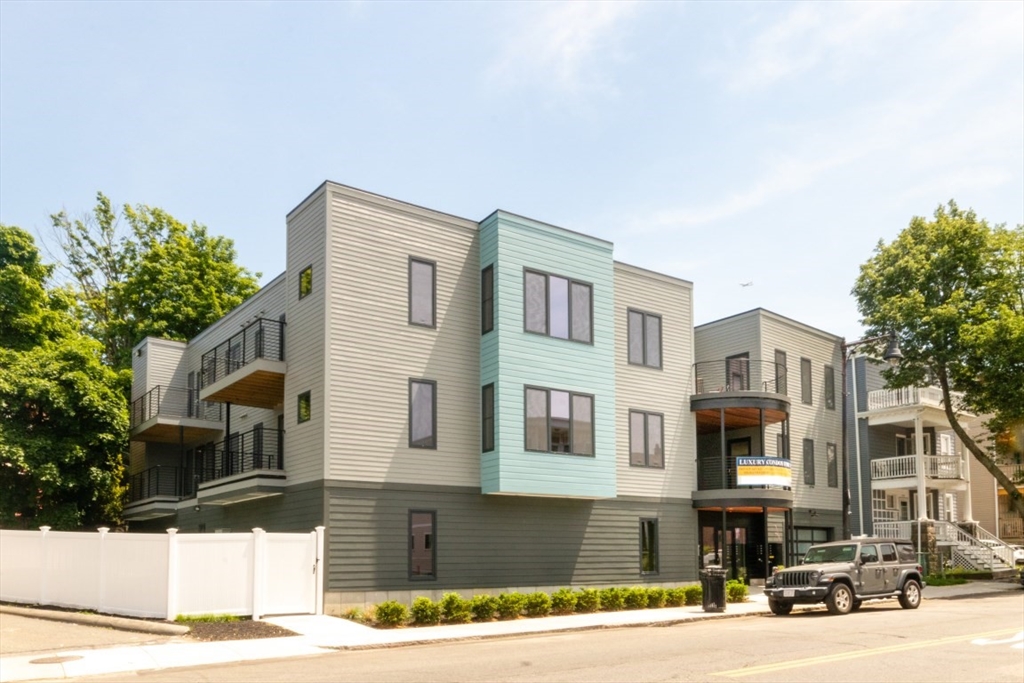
[{"left": 326, "top": 483, "right": 696, "bottom": 591}]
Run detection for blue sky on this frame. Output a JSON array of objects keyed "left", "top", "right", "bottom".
[{"left": 2, "top": 1, "right": 1021, "bottom": 339}]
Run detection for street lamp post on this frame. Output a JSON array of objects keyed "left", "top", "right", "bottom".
[{"left": 840, "top": 332, "right": 902, "bottom": 539}]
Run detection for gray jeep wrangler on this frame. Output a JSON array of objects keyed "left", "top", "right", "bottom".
[{"left": 764, "top": 538, "right": 925, "bottom": 615}]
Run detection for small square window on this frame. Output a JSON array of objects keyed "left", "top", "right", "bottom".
[
  {"left": 297, "top": 391, "right": 311, "bottom": 423},
  {"left": 299, "top": 266, "right": 313, "bottom": 299}
]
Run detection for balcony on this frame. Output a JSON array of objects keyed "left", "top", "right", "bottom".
[
  {"left": 997, "top": 463, "right": 1024, "bottom": 487},
  {"left": 691, "top": 360, "right": 789, "bottom": 435},
  {"left": 870, "top": 454, "right": 966, "bottom": 490},
  {"left": 129, "top": 386, "right": 223, "bottom": 443},
  {"left": 199, "top": 318, "right": 286, "bottom": 409},
  {"left": 123, "top": 466, "right": 181, "bottom": 521},
  {"left": 864, "top": 387, "right": 972, "bottom": 429},
  {"left": 190, "top": 426, "right": 287, "bottom": 505},
  {"left": 694, "top": 453, "right": 794, "bottom": 510}
]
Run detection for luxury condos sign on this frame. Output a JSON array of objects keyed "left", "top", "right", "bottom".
[{"left": 736, "top": 456, "right": 792, "bottom": 487}]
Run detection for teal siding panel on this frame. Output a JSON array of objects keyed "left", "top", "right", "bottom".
[{"left": 480, "top": 218, "right": 501, "bottom": 485}]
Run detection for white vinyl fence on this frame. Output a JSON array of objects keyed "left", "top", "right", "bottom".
[{"left": 0, "top": 526, "right": 324, "bottom": 620}]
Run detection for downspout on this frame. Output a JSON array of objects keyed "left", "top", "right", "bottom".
[{"left": 851, "top": 355, "right": 865, "bottom": 535}]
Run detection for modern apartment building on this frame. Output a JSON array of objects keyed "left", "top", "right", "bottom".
[{"left": 126, "top": 182, "right": 844, "bottom": 610}]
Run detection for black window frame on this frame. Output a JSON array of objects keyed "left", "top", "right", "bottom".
[
  {"left": 408, "top": 509, "right": 437, "bottom": 581},
  {"left": 298, "top": 265, "right": 313, "bottom": 300},
  {"left": 640, "top": 518, "right": 659, "bottom": 575},
  {"left": 522, "top": 268, "right": 593, "bottom": 344},
  {"left": 297, "top": 391, "right": 311, "bottom": 424},
  {"left": 408, "top": 257, "right": 437, "bottom": 329},
  {"left": 481, "top": 264, "right": 494, "bottom": 334},
  {"left": 775, "top": 349, "right": 787, "bottom": 395},
  {"left": 627, "top": 308, "right": 663, "bottom": 369},
  {"left": 801, "top": 357, "right": 813, "bottom": 405},
  {"left": 725, "top": 352, "right": 749, "bottom": 390},
  {"left": 408, "top": 378, "right": 437, "bottom": 449},
  {"left": 482, "top": 383, "right": 495, "bottom": 453},
  {"left": 523, "top": 385, "right": 595, "bottom": 457},
  {"left": 629, "top": 409, "right": 665, "bottom": 469},
  {"left": 803, "top": 438, "right": 815, "bottom": 486},
  {"left": 824, "top": 364, "right": 835, "bottom": 410},
  {"left": 827, "top": 441, "right": 838, "bottom": 488}
]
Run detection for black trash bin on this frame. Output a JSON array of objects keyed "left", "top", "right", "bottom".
[{"left": 700, "top": 567, "right": 727, "bottom": 613}]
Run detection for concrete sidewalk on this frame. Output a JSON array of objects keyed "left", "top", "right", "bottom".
[{"left": 1, "top": 582, "right": 1020, "bottom": 682}]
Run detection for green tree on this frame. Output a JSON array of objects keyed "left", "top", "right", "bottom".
[
  {"left": 852, "top": 201, "right": 1024, "bottom": 517},
  {"left": 0, "top": 226, "right": 127, "bottom": 528}
]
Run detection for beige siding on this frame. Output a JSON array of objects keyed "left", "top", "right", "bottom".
[
  {"left": 324, "top": 184, "right": 480, "bottom": 487},
  {"left": 614, "top": 263, "right": 695, "bottom": 498},
  {"left": 969, "top": 451, "right": 998, "bottom": 532},
  {"left": 131, "top": 341, "right": 148, "bottom": 402},
  {"left": 145, "top": 339, "right": 187, "bottom": 392},
  {"left": 694, "top": 312, "right": 760, "bottom": 365}
]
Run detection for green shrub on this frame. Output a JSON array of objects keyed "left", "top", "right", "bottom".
[
  {"left": 646, "top": 587, "right": 667, "bottom": 608},
  {"left": 600, "top": 587, "right": 624, "bottom": 611},
  {"left": 439, "top": 592, "right": 473, "bottom": 623},
  {"left": 373, "top": 600, "right": 408, "bottom": 628},
  {"left": 410, "top": 596, "right": 441, "bottom": 625},
  {"left": 496, "top": 592, "right": 526, "bottom": 620},
  {"left": 550, "top": 588, "right": 577, "bottom": 615},
  {"left": 623, "top": 586, "right": 649, "bottom": 610},
  {"left": 726, "top": 580, "right": 749, "bottom": 603},
  {"left": 924, "top": 574, "right": 968, "bottom": 586},
  {"left": 684, "top": 584, "right": 702, "bottom": 606},
  {"left": 342, "top": 607, "right": 366, "bottom": 623},
  {"left": 469, "top": 594, "right": 498, "bottom": 621},
  {"left": 575, "top": 588, "right": 601, "bottom": 613},
  {"left": 665, "top": 587, "right": 686, "bottom": 607},
  {"left": 523, "top": 591, "right": 552, "bottom": 617}
]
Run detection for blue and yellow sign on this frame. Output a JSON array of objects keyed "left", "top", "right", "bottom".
[{"left": 736, "top": 456, "right": 792, "bottom": 487}]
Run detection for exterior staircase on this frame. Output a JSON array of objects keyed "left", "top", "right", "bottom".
[{"left": 874, "top": 520, "right": 1017, "bottom": 576}]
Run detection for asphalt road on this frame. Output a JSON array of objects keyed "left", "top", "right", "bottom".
[{"left": 85, "top": 592, "right": 1023, "bottom": 683}]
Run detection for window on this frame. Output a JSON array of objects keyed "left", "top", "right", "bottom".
[
  {"left": 824, "top": 364, "right": 835, "bottom": 410},
  {"left": 409, "top": 379, "right": 436, "bottom": 449},
  {"left": 482, "top": 383, "right": 495, "bottom": 453},
  {"left": 726, "top": 353, "right": 749, "bottom": 390},
  {"left": 524, "top": 387, "right": 594, "bottom": 456},
  {"left": 827, "top": 442, "right": 838, "bottom": 488},
  {"left": 629, "top": 410, "right": 664, "bottom": 468},
  {"left": 792, "top": 527, "right": 830, "bottom": 561},
  {"left": 777, "top": 432, "right": 789, "bottom": 459},
  {"left": 298, "top": 265, "right": 313, "bottom": 299},
  {"left": 523, "top": 270, "right": 592, "bottom": 343},
  {"left": 627, "top": 309, "right": 662, "bottom": 368},
  {"left": 409, "top": 258, "right": 436, "bottom": 328},
  {"left": 409, "top": 510, "right": 436, "bottom": 580},
  {"left": 801, "top": 357, "right": 812, "bottom": 404},
  {"left": 640, "top": 519, "right": 659, "bottom": 574},
  {"left": 481, "top": 265, "right": 494, "bottom": 334},
  {"left": 297, "top": 391, "right": 311, "bottom": 424},
  {"left": 803, "top": 438, "right": 815, "bottom": 485},
  {"left": 775, "top": 350, "right": 787, "bottom": 395},
  {"left": 881, "top": 543, "right": 897, "bottom": 562}
]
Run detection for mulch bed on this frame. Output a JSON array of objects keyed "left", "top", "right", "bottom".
[{"left": 184, "top": 619, "right": 298, "bottom": 641}]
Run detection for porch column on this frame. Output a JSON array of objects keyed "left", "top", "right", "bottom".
[
  {"left": 961, "top": 433, "right": 975, "bottom": 522},
  {"left": 914, "top": 414, "right": 928, "bottom": 520}
]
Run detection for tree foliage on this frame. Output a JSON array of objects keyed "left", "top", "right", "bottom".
[
  {"left": 0, "top": 226, "right": 127, "bottom": 528},
  {"left": 852, "top": 201, "right": 1024, "bottom": 516}
]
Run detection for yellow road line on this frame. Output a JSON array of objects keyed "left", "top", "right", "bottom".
[{"left": 716, "top": 628, "right": 1022, "bottom": 678}]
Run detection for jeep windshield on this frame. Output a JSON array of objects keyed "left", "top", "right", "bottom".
[{"left": 802, "top": 544, "right": 857, "bottom": 563}]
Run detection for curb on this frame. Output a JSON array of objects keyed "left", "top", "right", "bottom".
[{"left": 0, "top": 605, "right": 189, "bottom": 636}]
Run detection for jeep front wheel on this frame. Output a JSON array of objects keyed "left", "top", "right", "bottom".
[
  {"left": 825, "top": 584, "right": 853, "bottom": 615},
  {"left": 768, "top": 599, "right": 793, "bottom": 615},
  {"left": 899, "top": 580, "right": 921, "bottom": 609}
]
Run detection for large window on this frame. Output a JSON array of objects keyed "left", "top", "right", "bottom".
[
  {"left": 482, "top": 383, "right": 495, "bottom": 452},
  {"left": 801, "top": 357, "right": 812, "bottom": 404},
  {"left": 481, "top": 265, "right": 494, "bottom": 334},
  {"left": 409, "top": 258, "right": 436, "bottom": 328},
  {"left": 408, "top": 510, "right": 436, "bottom": 580},
  {"left": 726, "top": 353, "right": 749, "bottom": 390},
  {"left": 827, "top": 442, "right": 838, "bottom": 488},
  {"left": 824, "top": 364, "right": 835, "bottom": 410},
  {"left": 627, "top": 309, "right": 662, "bottom": 368},
  {"left": 524, "top": 387, "right": 594, "bottom": 456},
  {"left": 775, "top": 349, "right": 787, "bottom": 394},
  {"left": 803, "top": 438, "right": 815, "bottom": 485},
  {"left": 409, "top": 379, "right": 437, "bottom": 449},
  {"left": 524, "top": 270, "right": 592, "bottom": 343},
  {"left": 629, "top": 410, "right": 664, "bottom": 468},
  {"left": 640, "top": 519, "right": 659, "bottom": 574}
]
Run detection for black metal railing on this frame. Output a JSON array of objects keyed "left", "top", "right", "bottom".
[
  {"left": 200, "top": 318, "right": 285, "bottom": 389},
  {"left": 692, "top": 360, "right": 787, "bottom": 395},
  {"left": 130, "top": 386, "right": 222, "bottom": 429},
  {"left": 128, "top": 466, "right": 182, "bottom": 503},
  {"left": 183, "top": 426, "right": 284, "bottom": 494}
]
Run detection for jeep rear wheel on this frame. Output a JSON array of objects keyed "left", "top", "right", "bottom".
[
  {"left": 899, "top": 580, "right": 921, "bottom": 609},
  {"left": 825, "top": 584, "right": 853, "bottom": 615},
  {"left": 768, "top": 599, "right": 793, "bottom": 615}
]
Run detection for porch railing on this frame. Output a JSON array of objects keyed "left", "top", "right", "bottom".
[
  {"left": 128, "top": 466, "right": 182, "bottom": 503},
  {"left": 200, "top": 318, "right": 284, "bottom": 389},
  {"left": 997, "top": 463, "right": 1024, "bottom": 485},
  {"left": 870, "top": 455, "right": 963, "bottom": 481},
  {"left": 866, "top": 386, "right": 967, "bottom": 412},
  {"left": 130, "top": 386, "right": 221, "bottom": 429},
  {"left": 184, "top": 426, "right": 284, "bottom": 494},
  {"left": 692, "top": 360, "right": 787, "bottom": 395}
]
